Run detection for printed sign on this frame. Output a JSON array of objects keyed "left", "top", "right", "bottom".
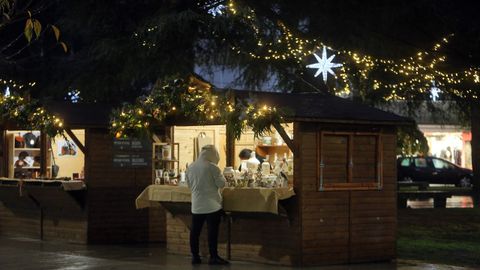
[
  {"left": 113, "top": 138, "right": 152, "bottom": 152},
  {"left": 112, "top": 138, "right": 151, "bottom": 167}
]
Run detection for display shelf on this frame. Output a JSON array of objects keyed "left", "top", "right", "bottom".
[
  {"left": 256, "top": 144, "right": 292, "bottom": 163},
  {"left": 7, "top": 130, "right": 52, "bottom": 179},
  {"left": 153, "top": 158, "right": 179, "bottom": 162},
  {"left": 152, "top": 142, "right": 180, "bottom": 185},
  {"left": 256, "top": 145, "right": 289, "bottom": 148}
]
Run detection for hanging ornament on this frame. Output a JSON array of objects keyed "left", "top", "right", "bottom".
[
  {"left": 306, "top": 47, "right": 343, "bottom": 83},
  {"left": 430, "top": 80, "right": 442, "bottom": 102}
]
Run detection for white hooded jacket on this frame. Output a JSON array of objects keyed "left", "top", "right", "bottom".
[{"left": 186, "top": 145, "right": 226, "bottom": 214}]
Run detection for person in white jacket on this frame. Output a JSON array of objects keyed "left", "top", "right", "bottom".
[{"left": 186, "top": 144, "right": 229, "bottom": 265}]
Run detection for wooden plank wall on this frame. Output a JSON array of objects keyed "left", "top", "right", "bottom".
[
  {"left": 85, "top": 128, "right": 164, "bottom": 243},
  {"left": 350, "top": 134, "right": 396, "bottom": 262},
  {"left": 0, "top": 192, "right": 87, "bottom": 243},
  {"left": 296, "top": 123, "right": 396, "bottom": 266},
  {"left": 0, "top": 202, "right": 41, "bottom": 239},
  {"left": 174, "top": 125, "right": 227, "bottom": 170},
  {"left": 166, "top": 123, "right": 301, "bottom": 265},
  {"left": 165, "top": 211, "right": 302, "bottom": 265}
]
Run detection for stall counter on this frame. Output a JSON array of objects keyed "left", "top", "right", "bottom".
[
  {"left": 135, "top": 185, "right": 295, "bottom": 214},
  {"left": 0, "top": 178, "right": 86, "bottom": 191}
]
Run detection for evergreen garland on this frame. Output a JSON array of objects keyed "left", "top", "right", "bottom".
[
  {"left": 110, "top": 76, "right": 287, "bottom": 139},
  {"left": 0, "top": 94, "right": 64, "bottom": 137}
]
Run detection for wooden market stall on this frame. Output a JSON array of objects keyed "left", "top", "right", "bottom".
[
  {"left": 136, "top": 90, "right": 412, "bottom": 266},
  {"left": 0, "top": 102, "right": 163, "bottom": 244},
  {"left": 0, "top": 90, "right": 411, "bottom": 266}
]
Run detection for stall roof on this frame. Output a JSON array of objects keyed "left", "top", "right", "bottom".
[
  {"left": 46, "top": 102, "right": 112, "bottom": 128},
  {"left": 220, "top": 90, "right": 413, "bottom": 125},
  {"left": 43, "top": 91, "right": 412, "bottom": 128}
]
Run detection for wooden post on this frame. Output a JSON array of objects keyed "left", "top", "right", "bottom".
[
  {"left": 225, "top": 124, "right": 235, "bottom": 167},
  {"left": 65, "top": 129, "right": 86, "bottom": 155},
  {"left": 471, "top": 100, "right": 480, "bottom": 207},
  {"left": 40, "top": 132, "right": 48, "bottom": 177},
  {"left": 226, "top": 214, "right": 232, "bottom": 260},
  {"left": 397, "top": 196, "right": 408, "bottom": 209},
  {"left": 433, "top": 196, "right": 447, "bottom": 208},
  {"left": 0, "top": 129, "right": 5, "bottom": 177}
]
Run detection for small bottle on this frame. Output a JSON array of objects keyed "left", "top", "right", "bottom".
[
  {"left": 273, "top": 153, "right": 282, "bottom": 175},
  {"left": 223, "top": 166, "right": 235, "bottom": 187},
  {"left": 287, "top": 153, "right": 294, "bottom": 175},
  {"left": 179, "top": 169, "right": 186, "bottom": 186},
  {"left": 247, "top": 152, "right": 260, "bottom": 172},
  {"left": 163, "top": 171, "right": 170, "bottom": 185},
  {"left": 261, "top": 160, "right": 271, "bottom": 176}
]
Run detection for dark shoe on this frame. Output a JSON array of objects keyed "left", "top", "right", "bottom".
[
  {"left": 192, "top": 256, "right": 202, "bottom": 264},
  {"left": 208, "top": 256, "right": 230, "bottom": 265}
]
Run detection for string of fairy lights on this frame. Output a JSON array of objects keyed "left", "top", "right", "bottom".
[
  {"left": 2, "top": 1, "right": 479, "bottom": 138},
  {"left": 0, "top": 78, "right": 64, "bottom": 136},
  {"left": 0, "top": 94, "right": 64, "bottom": 137},
  {"left": 225, "top": 0, "right": 479, "bottom": 101},
  {"left": 0, "top": 78, "right": 37, "bottom": 91},
  {"left": 110, "top": 76, "right": 284, "bottom": 138}
]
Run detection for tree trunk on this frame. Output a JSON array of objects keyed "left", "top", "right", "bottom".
[
  {"left": 225, "top": 123, "right": 235, "bottom": 167},
  {"left": 471, "top": 100, "right": 480, "bottom": 207}
]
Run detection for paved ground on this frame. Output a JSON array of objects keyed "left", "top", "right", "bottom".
[{"left": 0, "top": 236, "right": 474, "bottom": 270}]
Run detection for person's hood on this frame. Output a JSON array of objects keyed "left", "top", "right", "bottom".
[{"left": 198, "top": 144, "right": 220, "bottom": 165}]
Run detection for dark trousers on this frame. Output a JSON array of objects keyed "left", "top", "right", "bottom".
[{"left": 190, "top": 209, "right": 223, "bottom": 258}]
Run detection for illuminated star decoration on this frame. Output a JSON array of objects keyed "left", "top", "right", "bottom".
[
  {"left": 430, "top": 80, "right": 441, "bottom": 101},
  {"left": 306, "top": 47, "right": 343, "bottom": 83}
]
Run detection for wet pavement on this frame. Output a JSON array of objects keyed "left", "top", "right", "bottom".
[{"left": 0, "top": 236, "right": 475, "bottom": 270}]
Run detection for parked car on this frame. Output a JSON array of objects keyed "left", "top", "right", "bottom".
[{"left": 397, "top": 156, "right": 473, "bottom": 187}]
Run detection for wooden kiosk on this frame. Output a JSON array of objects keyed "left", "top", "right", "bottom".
[
  {"left": 137, "top": 91, "right": 412, "bottom": 266},
  {"left": 0, "top": 91, "right": 410, "bottom": 265},
  {"left": 0, "top": 103, "right": 163, "bottom": 244}
]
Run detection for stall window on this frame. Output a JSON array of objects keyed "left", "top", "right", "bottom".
[
  {"left": 318, "top": 132, "right": 382, "bottom": 191},
  {"left": 5, "top": 129, "right": 85, "bottom": 180}
]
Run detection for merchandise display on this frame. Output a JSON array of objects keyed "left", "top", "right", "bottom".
[{"left": 152, "top": 125, "right": 294, "bottom": 188}]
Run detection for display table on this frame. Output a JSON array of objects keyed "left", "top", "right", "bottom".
[
  {"left": 0, "top": 178, "right": 87, "bottom": 211},
  {"left": 0, "top": 178, "right": 86, "bottom": 191},
  {"left": 135, "top": 185, "right": 295, "bottom": 214},
  {"left": 0, "top": 178, "right": 87, "bottom": 241}
]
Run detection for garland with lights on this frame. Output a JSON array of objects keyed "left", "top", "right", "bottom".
[
  {"left": 0, "top": 94, "right": 64, "bottom": 137},
  {"left": 224, "top": 1, "right": 479, "bottom": 101},
  {"left": 0, "top": 78, "right": 37, "bottom": 92},
  {"left": 110, "top": 76, "right": 287, "bottom": 139}
]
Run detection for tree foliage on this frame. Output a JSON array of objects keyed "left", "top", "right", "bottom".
[
  {"left": 2, "top": 1, "right": 480, "bottom": 192},
  {"left": 110, "top": 75, "right": 286, "bottom": 140}
]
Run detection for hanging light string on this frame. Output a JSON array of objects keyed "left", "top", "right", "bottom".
[
  {"left": 225, "top": 0, "right": 479, "bottom": 100},
  {"left": 110, "top": 76, "right": 286, "bottom": 139},
  {"left": 0, "top": 78, "right": 36, "bottom": 92},
  {"left": 0, "top": 94, "right": 64, "bottom": 137}
]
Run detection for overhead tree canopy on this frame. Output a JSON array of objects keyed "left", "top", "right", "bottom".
[{"left": 2, "top": 0, "right": 480, "bottom": 195}]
